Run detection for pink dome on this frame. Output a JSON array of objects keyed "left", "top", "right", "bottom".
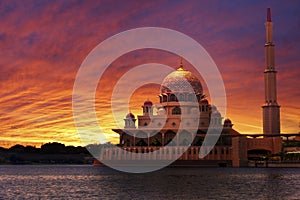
[
  {"left": 211, "top": 105, "right": 217, "bottom": 112},
  {"left": 126, "top": 113, "right": 135, "bottom": 119},
  {"left": 144, "top": 100, "right": 153, "bottom": 106},
  {"left": 160, "top": 66, "right": 203, "bottom": 95}
]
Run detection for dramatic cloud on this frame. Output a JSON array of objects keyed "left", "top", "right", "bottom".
[{"left": 0, "top": 0, "right": 299, "bottom": 147}]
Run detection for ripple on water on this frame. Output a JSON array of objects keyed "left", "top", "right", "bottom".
[{"left": 0, "top": 166, "right": 299, "bottom": 199}]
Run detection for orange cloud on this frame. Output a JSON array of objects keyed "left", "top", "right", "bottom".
[{"left": 0, "top": 1, "right": 299, "bottom": 148}]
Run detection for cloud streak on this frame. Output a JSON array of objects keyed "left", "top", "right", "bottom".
[{"left": 0, "top": 0, "right": 299, "bottom": 147}]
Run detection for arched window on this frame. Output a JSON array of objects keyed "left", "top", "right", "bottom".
[
  {"left": 170, "top": 94, "right": 177, "bottom": 102},
  {"left": 178, "top": 94, "right": 184, "bottom": 101},
  {"left": 172, "top": 107, "right": 181, "bottom": 115},
  {"left": 159, "top": 96, "right": 162, "bottom": 103},
  {"left": 163, "top": 95, "right": 167, "bottom": 102},
  {"left": 188, "top": 94, "right": 193, "bottom": 102},
  {"left": 196, "top": 94, "right": 201, "bottom": 102}
]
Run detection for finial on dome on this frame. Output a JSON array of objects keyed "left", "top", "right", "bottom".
[
  {"left": 177, "top": 56, "right": 184, "bottom": 71},
  {"left": 267, "top": 8, "right": 271, "bottom": 22}
]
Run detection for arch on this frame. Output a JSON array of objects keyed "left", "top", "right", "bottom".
[
  {"left": 150, "top": 132, "right": 162, "bottom": 146},
  {"left": 125, "top": 139, "right": 130, "bottom": 146},
  {"left": 165, "top": 138, "right": 176, "bottom": 146},
  {"left": 178, "top": 93, "right": 184, "bottom": 101},
  {"left": 172, "top": 107, "right": 181, "bottom": 115},
  {"left": 196, "top": 94, "right": 201, "bottom": 102},
  {"left": 179, "top": 131, "right": 193, "bottom": 146},
  {"left": 193, "top": 137, "right": 203, "bottom": 146},
  {"left": 163, "top": 95, "right": 167, "bottom": 102},
  {"left": 136, "top": 139, "right": 147, "bottom": 147},
  {"left": 187, "top": 94, "right": 194, "bottom": 102},
  {"left": 170, "top": 94, "right": 177, "bottom": 102},
  {"left": 135, "top": 131, "right": 148, "bottom": 146},
  {"left": 164, "top": 131, "right": 176, "bottom": 145},
  {"left": 151, "top": 138, "right": 162, "bottom": 146}
]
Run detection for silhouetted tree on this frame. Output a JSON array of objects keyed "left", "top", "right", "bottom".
[
  {"left": 24, "top": 145, "right": 38, "bottom": 153},
  {"left": 41, "top": 142, "right": 65, "bottom": 154},
  {"left": 9, "top": 144, "right": 25, "bottom": 152}
]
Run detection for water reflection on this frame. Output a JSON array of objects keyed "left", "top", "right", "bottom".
[{"left": 0, "top": 166, "right": 299, "bottom": 199}]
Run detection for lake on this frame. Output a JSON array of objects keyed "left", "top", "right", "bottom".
[{"left": 0, "top": 165, "right": 299, "bottom": 199}]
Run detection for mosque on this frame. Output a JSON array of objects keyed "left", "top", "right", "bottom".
[{"left": 99, "top": 8, "right": 283, "bottom": 167}]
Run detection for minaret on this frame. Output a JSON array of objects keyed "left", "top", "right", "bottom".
[{"left": 262, "top": 8, "right": 280, "bottom": 135}]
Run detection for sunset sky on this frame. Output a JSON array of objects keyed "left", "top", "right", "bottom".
[{"left": 0, "top": 0, "right": 299, "bottom": 148}]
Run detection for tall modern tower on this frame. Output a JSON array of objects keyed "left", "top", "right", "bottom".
[{"left": 262, "top": 8, "right": 281, "bottom": 135}]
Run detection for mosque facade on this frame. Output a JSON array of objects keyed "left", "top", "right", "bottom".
[{"left": 99, "top": 8, "right": 283, "bottom": 167}]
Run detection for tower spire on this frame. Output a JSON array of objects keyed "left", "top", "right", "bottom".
[
  {"left": 262, "top": 7, "right": 280, "bottom": 135},
  {"left": 180, "top": 56, "right": 183, "bottom": 67},
  {"left": 267, "top": 7, "right": 271, "bottom": 22},
  {"left": 178, "top": 56, "right": 184, "bottom": 71}
]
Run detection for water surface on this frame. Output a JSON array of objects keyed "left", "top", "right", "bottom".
[{"left": 1, "top": 165, "right": 299, "bottom": 199}]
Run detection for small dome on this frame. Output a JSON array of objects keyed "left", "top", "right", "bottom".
[
  {"left": 211, "top": 105, "right": 217, "bottom": 112},
  {"left": 160, "top": 63, "right": 203, "bottom": 95},
  {"left": 224, "top": 118, "right": 232, "bottom": 124},
  {"left": 126, "top": 113, "right": 135, "bottom": 119},
  {"left": 200, "top": 99, "right": 208, "bottom": 104},
  {"left": 144, "top": 100, "right": 153, "bottom": 106},
  {"left": 211, "top": 111, "right": 221, "bottom": 118}
]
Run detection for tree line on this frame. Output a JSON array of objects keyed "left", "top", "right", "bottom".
[{"left": 0, "top": 142, "right": 107, "bottom": 164}]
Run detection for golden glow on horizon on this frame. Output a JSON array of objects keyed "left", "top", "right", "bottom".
[
  {"left": 1, "top": 54, "right": 299, "bottom": 148},
  {"left": 1, "top": 54, "right": 299, "bottom": 149}
]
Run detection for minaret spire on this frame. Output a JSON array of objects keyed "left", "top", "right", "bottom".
[
  {"left": 262, "top": 7, "right": 280, "bottom": 135},
  {"left": 267, "top": 7, "right": 271, "bottom": 22}
]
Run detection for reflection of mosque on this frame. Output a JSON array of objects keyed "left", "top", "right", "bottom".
[{"left": 99, "top": 8, "right": 282, "bottom": 167}]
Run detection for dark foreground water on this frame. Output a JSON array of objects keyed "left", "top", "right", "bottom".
[{"left": 0, "top": 165, "right": 299, "bottom": 199}]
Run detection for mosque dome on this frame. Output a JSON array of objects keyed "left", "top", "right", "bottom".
[
  {"left": 224, "top": 118, "right": 232, "bottom": 124},
  {"left": 160, "top": 62, "right": 203, "bottom": 95},
  {"left": 211, "top": 105, "right": 217, "bottom": 112},
  {"left": 126, "top": 113, "right": 135, "bottom": 119},
  {"left": 143, "top": 100, "right": 153, "bottom": 106},
  {"left": 224, "top": 118, "right": 233, "bottom": 128}
]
